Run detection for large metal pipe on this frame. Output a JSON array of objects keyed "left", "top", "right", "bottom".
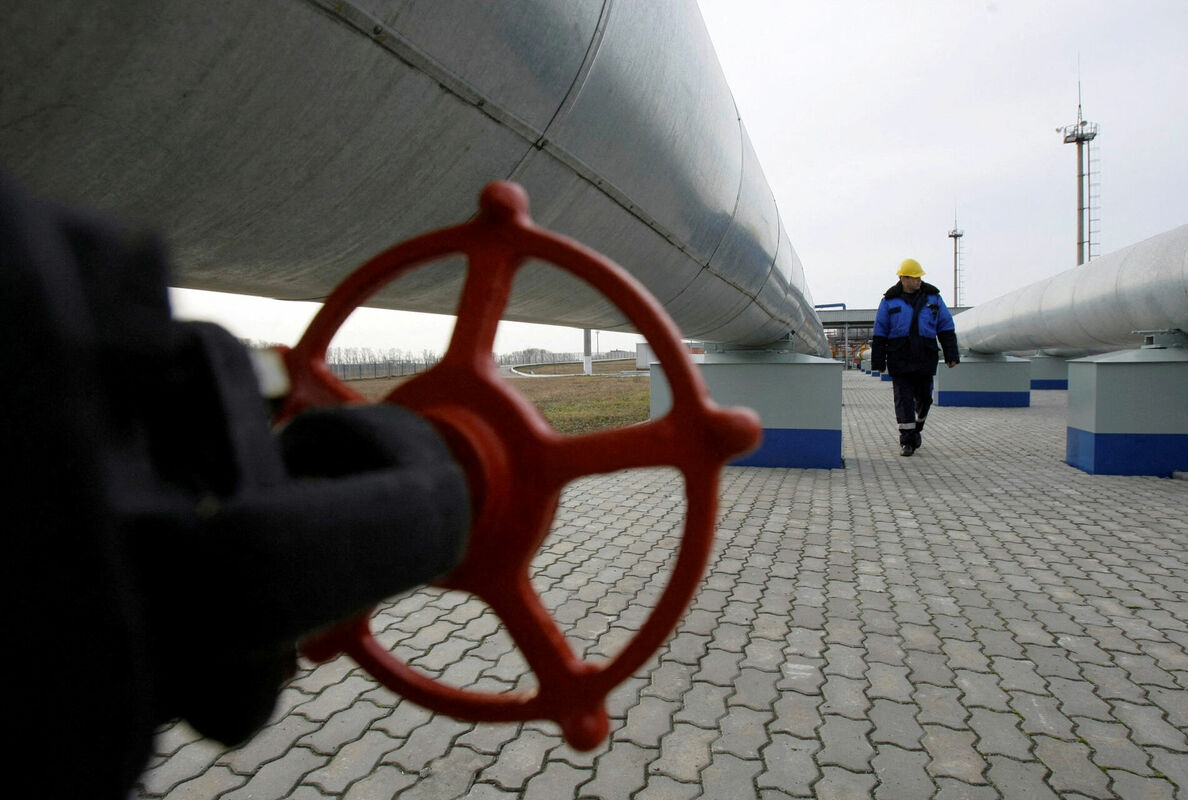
[
  {"left": 956, "top": 223, "right": 1188, "bottom": 354},
  {"left": 0, "top": 0, "right": 827, "bottom": 355}
]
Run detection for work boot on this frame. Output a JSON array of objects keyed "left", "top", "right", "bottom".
[{"left": 900, "top": 444, "right": 915, "bottom": 457}]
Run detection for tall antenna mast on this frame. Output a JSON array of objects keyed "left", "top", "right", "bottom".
[
  {"left": 947, "top": 213, "right": 963, "bottom": 306},
  {"left": 1056, "top": 73, "right": 1098, "bottom": 265}
]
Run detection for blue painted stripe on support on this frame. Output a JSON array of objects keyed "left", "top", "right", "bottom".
[
  {"left": 732, "top": 427, "right": 842, "bottom": 469},
  {"left": 937, "top": 390, "right": 1029, "bottom": 407},
  {"left": 1066, "top": 427, "right": 1188, "bottom": 477},
  {"left": 1031, "top": 379, "right": 1068, "bottom": 390}
]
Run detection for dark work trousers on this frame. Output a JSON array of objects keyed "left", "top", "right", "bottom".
[{"left": 891, "top": 372, "right": 933, "bottom": 446}]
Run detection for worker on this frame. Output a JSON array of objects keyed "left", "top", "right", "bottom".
[{"left": 870, "top": 258, "right": 959, "bottom": 456}]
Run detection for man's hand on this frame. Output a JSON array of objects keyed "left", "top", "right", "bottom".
[{"left": 946, "top": 361, "right": 958, "bottom": 368}]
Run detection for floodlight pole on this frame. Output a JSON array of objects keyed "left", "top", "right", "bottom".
[
  {"left": 947, "top": 221, "right": 963, "bottom": 306},
  {"left": 1057, "top": 87, "right": 1098, "bottom": 265}
]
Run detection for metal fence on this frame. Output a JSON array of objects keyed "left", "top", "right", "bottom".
[
  {"left": 327, "top": 360, "right": 436, "bottom": 381},
  {"left": 326, "top": 349, "right": 633, "bottom": 381}
]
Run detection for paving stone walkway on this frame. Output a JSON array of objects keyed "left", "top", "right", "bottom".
[{"left": 136, "top": 371, "right": 1188, "bottom": 799}]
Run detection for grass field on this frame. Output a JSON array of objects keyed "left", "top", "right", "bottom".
[{"left": 348, "top": 360, "right": 651, "bottom": 435}]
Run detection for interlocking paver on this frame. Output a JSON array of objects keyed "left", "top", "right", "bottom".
[
  {"left": 730, "top": 667, "right": 781, "bottom": 712},
  {"left": 221, "top": 715, "right": 321, "bottom": 773},
  {"left": 816, "top": 715, "right": 874, "bottom": 771},
  {"left": 621, "top": 695, "right": 682, "bottom": 749},
  {"left": 771, "top": 691, "right": 823, "bottom": 739},
  {"left": 863, "top": 632, "right": 906, "bottom": 667},
  {"left": 986, "top": 756, "right": 1059, "bottom": 799},
  {"left": 578, "top": 740, "right": 651, "bottom": 799},
  {"left": 1150, "top": 685, "right": 1188, "bottom": 728},
  {"left": 481, "top": 729, "right": 556, "bottom": 791},
  {"left": 968, "top": 708, "right": 1031, "bottom": 759},
  {"left": 1106, "top": 772, "right": 1177, "bottom": 800},
  {"left": 1047, "top": 676, "right": 1112, "bottom": 720},
  {"left": 288, "top": 655, "right": 361, "bottom": 694},
  {"left": 1033, "top": 736, "right": 1110, "bottom": 798},
  {"left": 712, "top": 705, "right": 771, "bottom": 759},
  {"left": 341, "top": 764, "right": 417, "bottom": 799},
  {"left": 606, "top": 674, "right": 648, "bottom": 719},
  {"left": 159, "top": 766, "right": 245, "bottom": 800},
  {"left": 131, "top": 375, "right": 1188, "bottom": 800},
  {"left": 463, "top": 784, "right": 520, "bottom": 800},
  {"left": 697, "top": 753, "right": 763, "bottom": 800},
  {"left": 785, "top": 627, "right": 825, "bottom": 659},
  {"left": 822, "top": 643, "right": 866, "bottom": 679},
  {"left": 394, "top": 747, "right": 495, "bottom": 800},
  {"left": 742, "top": 637, "right": 786, "bottom": 671},
  {"left": 644, "top": 660, "right": 698, "bottom": 702},
  {"left": 1006, "top": 617, "right": 1055, "bottom": 646},
  {"left": 1110, "top": 701, "right": 1188, "bottom": 750},
  {"left": 922, "top": 726, "right": 987, "bottom": 784},
  {"left": 1148, "top": 749, "right": 1188, "bottom": 795},
  {"left": 955, "top": 669, "right": 1010, "bottom": 710},
  {"left": 1022, "top": 643, "right": 1082, "bottom": 680},
  {"left": 300, "top": 702, "right": 389, "bottom": 755},
  {"left": 901, "top": 623, "right": 943, "bottom": 653},
  {"left": 1144, "top": 641, "right": 1188, "bottom": 671},
  {"left": 819, "top": 674, "right": 870, "bottom": 719},
  {"left": 749, "top": 612, "right": 791, "bottom": 642},
  {"left": 651, "top": 723, "right": 717, "bottom": 783},
  {"left": 695, "top": 649, "right": 744, "bottom": 687},
  {"left": 672, "top": 682, "right": 730, "bottom": 728},
  {"left": 869, "top": 698, "right": 924, "bottom": 750},
  {"left": 139, "top": 738, "right": 224, "bottom": 796},
  {"left": 706, "top": 621, "right": 749, "bottom": 654},
  {"left": 872, "top": 745, "right": 933, "bottom": 799},
  {"left": 1114, "top": 652, "right": 1181, "bottom": 688},
  {"left": 292, "top": 676, "right": 379, "bottom": 723},
  {"left": 906, "top": 650, "right": 956, "bottom": 686},
  {"left": 635, "top": 775, "right": 701, "bottom": 800},
  {"left": 757, "top": 734, "right": 821, "bottom": 796},
  {"left": 941, "top": 639, "right": 989, "bottom": 672},
  {"left": 152, "top": 720, "right": 205, "bottom": 758},
  {"left": 823, "top": 616, "right": 863, "bottom": 647},
  {"left": 304, "top": 731, "right": 401, "bottom": 795},
  {"left": 933, "top": 777, "right": 998, "bottom": 800},
  {"left": 666, "top": 631, "right": 710, "bottom": 666},
  {"left": 865, "top": 662, "right": 912, "bottom": 701},
  {"left": 221, "top": 747, "right": 327, "bottom": 800},
  {"left": 812, "top": 765, "right": 877, "bottom": 799},
  {"left": 1008, "top": 691, "right": 1075, "bottom": 739},
  {"left": 449, "top": 722, "right": 515, "bottom": 751},
  {"left": 1075, "top": 717, "right": 1155, "bottom": 774},
  {"left": 384, "top": 717, "right": 471, "bottom": 772}
]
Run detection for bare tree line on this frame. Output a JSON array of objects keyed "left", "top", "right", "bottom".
[{"left": 240, "top": 340, "right": 633, "bottom": 381}]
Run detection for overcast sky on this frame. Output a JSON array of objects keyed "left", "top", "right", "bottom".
[
  {"left": 697, "top": 0, "right": 1188, "bottom": 309},
  {"left": 175, "top": 0, "right": 1187, "bottom": 351}
]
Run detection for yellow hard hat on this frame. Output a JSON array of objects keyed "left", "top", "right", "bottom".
[{"left": 897, "top": 258, "right": 925, "bottom": 277}]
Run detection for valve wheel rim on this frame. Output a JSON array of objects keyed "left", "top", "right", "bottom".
[{"left": 279, "top": 182, "right": 759, "bottom": 750}]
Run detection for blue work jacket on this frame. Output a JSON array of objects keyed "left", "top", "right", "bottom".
[{"left": 871, "top": 281, "right": 959, "bottom": 375}]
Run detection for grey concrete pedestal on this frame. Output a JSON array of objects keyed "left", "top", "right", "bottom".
[
  {"left": 1067, "top": 347, "right": 1188, "bottom": 476},
  {"left": 1029, "top": 353, "right": 1069, "bottom": 390},
  {"left": 651, "top": 351, "right": 843, "bottom": 469},
  {"left": 936, "top": 353, "right": 1030, "bottom": 407}
]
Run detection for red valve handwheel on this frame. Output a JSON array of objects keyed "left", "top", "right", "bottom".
[{"left": 277, "top": 182, "right": 760, "bottom": 750}]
